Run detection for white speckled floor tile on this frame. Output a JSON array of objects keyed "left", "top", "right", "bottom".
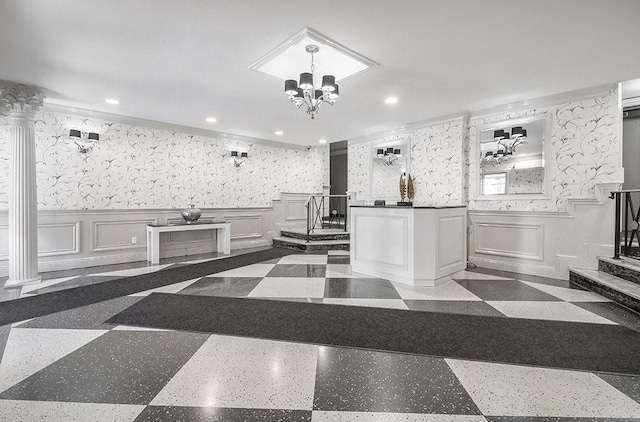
[
  {"left": 322, "top": 298, "right": 409, "bottom": 310},
  {"left": 520, "top": 280, "right": 611, "bottom": 302},
  {"left": 0, "top": 328, "right": 107, "bottom": 392},
  {"left": 130, "top": 277, "right": 201, "bottom": 297},
  {"left": 213, "top": 263, "right": 276, "bottom": 278},
  {"left": 328, "top": 250, "right": 350, "bottom": 256},
  {"left": 325, "top": 265, "right": 367, "bottom": 278},
  {"left": 248, "top": 277, "right": 326, "bottom": 298},
  {"left": 311, "top": 412, "right": 488, "bottom": 421},
  {"left": 392, "top": 281, "right": 482, "bottom": 301},
  {"left": 279, "top": 255, "right": 329, "bottom": 265},
  {"left": 446, "top": 359, "right": 640, "bottom": 417},
  {"left": 453, "top": 271, "right": 514, "bottom": 281},
  {"left": 150, "top": 335, "right": 318, "bottom": 410},
  {"left": 486, "top": 301, "right": 617, "bottom": 324},
  {"left": 20, "top": 276, "right": 79, "bottom": 295},
  {"left": 0, "top": 400, "right": 144, "bottom": 421},
  {"left": 92, "top": 264, "right": 173, "bottom": 277}
]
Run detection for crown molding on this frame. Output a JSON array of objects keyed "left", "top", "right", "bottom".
[{"left": 41, "top": 103, "right": 311, "bottom": 151}]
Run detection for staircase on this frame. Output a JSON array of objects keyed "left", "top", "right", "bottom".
[
  {"left": 569, "top": 256, "right": 640, "bottom": 313},
  {"left": 273, "top": 228, "right": 350, "bottom": 252}
]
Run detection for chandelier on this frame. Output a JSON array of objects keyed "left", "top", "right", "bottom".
[
  {"left": 377, "top": 148, "right": 402, "bottom": 165},
  {"left": 494, "top": 126, "right": 528, "bottom": 154},
  {"left": 284, "top": 45, "right": 339, "bottom": 119},
  {"left": 482, "top": 149, "right": 512, "bottom": 166}
]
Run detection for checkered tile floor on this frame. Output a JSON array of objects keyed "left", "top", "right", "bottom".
[{"left": 1, "top": 249, "right": 639, "bottom": 421}]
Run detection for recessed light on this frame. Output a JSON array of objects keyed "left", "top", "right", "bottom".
[
  {"left": 385, "top": 97, "right": 398, "bottom": 104},
  {"left": 275, "top": 131, "right": 284, "bottom": 135},
  {"left": 206, "top": 117, "right": 217, "bottom": 123},
  {"left": 318, "top": 139, "right": 327, "bottom": 144},
  {"left": 105, "top": 98, "right": 119, "bottom": 105}
]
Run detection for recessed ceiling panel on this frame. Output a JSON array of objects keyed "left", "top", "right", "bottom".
[{"left": 249, "top": 27, "right": 377, "bottom": 82}]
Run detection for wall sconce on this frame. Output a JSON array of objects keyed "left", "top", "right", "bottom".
[
  {"left": 69, "top": 129, "right": 99, "bottom": 153},
  {"left": 376, "top": 147, "right": 401, "bottom": 165},
  {"left": 230, "top": 151, "right": 248, "bottom": 167}
]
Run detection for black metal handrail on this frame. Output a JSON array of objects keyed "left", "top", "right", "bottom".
[
  {"left": 305, "top": 194, "right": 350, "bottom": 243},
  {"left": 610, "top": 190, "right": 640, "bottom": 259}
]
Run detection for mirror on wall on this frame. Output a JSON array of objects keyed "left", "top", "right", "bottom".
[
  {"left": 477, "top": 115, "right": 549, "bottom": 198},
  {"left": 370, "top": 139, "right": 410, "bottom": 201}
]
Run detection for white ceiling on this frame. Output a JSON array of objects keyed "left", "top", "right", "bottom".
[{"left": 1, "top": 0, "right": 639, "bottom": 146}]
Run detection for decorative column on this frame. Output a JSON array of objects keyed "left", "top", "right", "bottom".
[{"left": 1, "top": 84, "right": 45, "bottom": 287}]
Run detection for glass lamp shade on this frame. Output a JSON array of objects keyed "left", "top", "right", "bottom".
[
  {"left": 69, "top": 129, "right": 81, "bottom": 138},
  {"left": 299, "top": 73, "right": 313, "bottom": 90},
  {"left": 496, "top": 149, "right": 505, "bottom": 157},
  {"left": 231, "top": 151, "right": 239, "bottom": 157},
  {"left": 385, "top": 147, "right": 394, "bottom": 155},
  {"left": 240, "top": 152, "right": 248, "bottom": 158},
  {"left": 321, "top": 75, "right": 336, "bottom": 92},
  {"left": 503, "top": 133, "right": 510, "bottom": 140},
  {"left": 314, "top": 89, "right": 323, "bottom": 100},
  {"left": 377, "top": 149, "right": 384, "bottom": 155},
  {"left": 485, "top": 151, "right": 494, "bottom": 157},
  {"left": 393, "top": 149, "right": 401, "bottom": 155},
  {"left": 522, "top": 129, "right": 527, "bottom": 137},
  {"left": 284, "top": 79, "right": 298, "bottom": 96},
  {"left": 493, "top": 129, "right": 505, "bottom": 140},
  {"left": 88, "top": 132, "right": 99, "bottom": 141},
  {"left": 511, "top": 126, "right": 524, "bottom": 138}
]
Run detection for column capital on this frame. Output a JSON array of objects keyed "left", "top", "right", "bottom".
[{"left": 0, "top": 83, "right": 45, "bottom": 116}]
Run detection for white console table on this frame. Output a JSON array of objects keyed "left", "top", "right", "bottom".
[
  {"left": 146, "top": 222, "right": 231, "bottom": 264},
  {"left": 350, "top": 205, "right": 467, "bottom": 286}
]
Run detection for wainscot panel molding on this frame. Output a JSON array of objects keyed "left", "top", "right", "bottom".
[
  {"left": 0, "top": 207, "right": 276, "bottom": 275},
  {"left": 468, "top": 183, "right": 618, "bottom": 279},
  {"left": 270, "top": 192, "right": 317, "bottom": 236}
]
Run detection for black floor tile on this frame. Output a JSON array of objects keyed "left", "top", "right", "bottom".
[
  {"left": 327, "top": 256, "right": 350, "bottom": 265},
  {"left": 15, "top": 296, "right": 143, "bottom": 330},
  {"left": 598, "top": 373, "right": 640, "bottom": 403},
  {"left": 404, "top": 300, "right": 506, "bottom": 317},
  {"left": 266, "top": 264, "right": 326, "bottom": 278},
  {"left": 324, "top": 278, "right": 400, "bottom": 299},
  {"left": 312, "top": 347, "right": 481, "bottom": 414},
  {"left": 455, "top": 279, "right": 561, "bottom": 301},
  {"left": 0, "top": 323, "right": 11, "bottom": 362},
  {"left": 26, "top": 275, "right": 123, "bottom": 295},
  {"left": 468, "top": 267, "right": 569, "bottom": 287},
  {"left": 0, "top": 330, "right": 209, "bottom": 404},
  {"left": 178, "top": 277, "right": 263, "bottom": 297},
  {"left": 135, "top": 406, "right": 312, "bottom": 421},
  {"left": 485, "top": 417, "right": 640, "bottom": 421},
  {"left": 573, "top": 302, "right": 640, "bottom": 333}
]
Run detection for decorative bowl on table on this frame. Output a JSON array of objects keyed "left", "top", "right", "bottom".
[{"left": 181, "top": 204, "right": 202, "bottom": 224}]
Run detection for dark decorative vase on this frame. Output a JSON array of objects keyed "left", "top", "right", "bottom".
[{"left": 181, "top": 204, "right": 202, "bottom": 224}]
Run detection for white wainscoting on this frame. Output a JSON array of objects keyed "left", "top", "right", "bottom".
[
  {"left": 469, "top": 185, "right": 617, "bottom": 279},
  {"left": 0, "top": 206, "right": 276, "bottom": 275}
]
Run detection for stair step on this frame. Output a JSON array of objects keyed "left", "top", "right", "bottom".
[
  {"left": 280, "top": 229, "right": 350, "bottom": 241},
  {"left": 598, "top": 256, "right": 640, "bottom": 285},
  {"left": 273, "top": 236, "right": 350, "bottom": 252},
  {"left": 569, "top": 268, "right": 640, "bottom": 314}
]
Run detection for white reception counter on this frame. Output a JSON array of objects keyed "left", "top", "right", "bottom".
[{"left": 350, "top": 205, "right": 467, "bottom": 286}]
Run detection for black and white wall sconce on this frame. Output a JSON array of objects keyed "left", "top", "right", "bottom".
[
  {"left": 69, "top": 129, "right": 99, "bottom": 153},
  {"left": 231, "top": 151, "right": 248, "bottom": 167}
]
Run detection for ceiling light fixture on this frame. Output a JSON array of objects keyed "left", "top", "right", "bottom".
[
  {"left": 318, "top": 139, "right": 327, "bottom": 144},
  {"left": 385, "top": 97, "right": 398, "bottom": 104},
  {"left": 275, "top": 131, "right": 284, "bottom": 135},
  {"left": 494, "top": 127, "right": 528, "bottom": 154},
  {"left": 105, "top": 99, "right": 119, "bottom": 105},
  {"left": 284, "top": 45, "right": 339, "bottom": 119},
  {"left": 206, "top": 117, "right": 217, "bottom": 123},
  {"left": 377, "top": 147, "right": 402, "bottom": 165}
]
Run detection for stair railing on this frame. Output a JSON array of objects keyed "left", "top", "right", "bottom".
[
  {"left": 610, "top": 189, "right": 640, "bottom": 259},
  {"left": 305, "top": 194, "right": 350, "bottom": 243}
]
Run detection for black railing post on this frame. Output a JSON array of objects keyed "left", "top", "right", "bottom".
[{"left": 614, "top": 192, "right": 621, "bottom": 259}]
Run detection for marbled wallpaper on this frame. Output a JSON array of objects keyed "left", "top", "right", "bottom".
[
  {"left": 508, "top": 168, "right": 545, "bottom": 194},
  {"left": 0, "top": 111, "right": 328, "bottom": 210},
  {"left": 348, "top": 119, "right": 465, "bottom": 207},
  {"left": 371, "top": 158, "right": 405, "bottom": 200},
  {"left": 467, "top": 86, "right": 622, "bottom": 211}
]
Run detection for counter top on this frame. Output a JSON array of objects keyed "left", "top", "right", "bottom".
[{"left": 350, "top": 205, "right": 467, "bottom": 209}]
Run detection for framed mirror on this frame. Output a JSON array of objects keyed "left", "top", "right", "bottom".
[
  {"left": 477, "top": 114, "right": 551, "bottom": 199},
  {"left": 370, "top": 138, "right": 410, "bottom": 202}
]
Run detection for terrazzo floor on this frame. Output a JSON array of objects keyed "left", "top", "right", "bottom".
[{"left": 0, "top": 248, "right": 639, "bottom": 421}]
